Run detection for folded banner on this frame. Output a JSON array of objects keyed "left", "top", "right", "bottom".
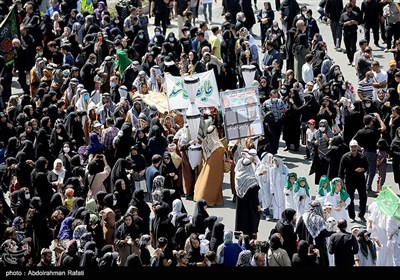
[
  {"left": 0, "top": 5, "right": 19, "bottom": 65},
  {"left": 165, "top": 70, "right": 220, "bottom": 110}
]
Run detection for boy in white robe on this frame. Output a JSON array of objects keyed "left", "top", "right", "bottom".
[
  {"left": 316, "top": 176, "right": 331, "bottom": 205},
  {"left": 324, "top": 177, "right": 350, "bottom": 221},
  {"left": 269, "top": 156, "right": 288, "bottom": 221},
  {"left": 255, "top": 153, "right": 274, "bottom": 220},
  {"left": 293, "top": 176, "right": 311, "bottom": 218},
  {"left": 283, "top": 173, "right": 296, "bottom": 210}
]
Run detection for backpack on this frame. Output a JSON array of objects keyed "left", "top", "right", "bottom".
[{"left": 262, "top": 104, "right": 275, "bottom": 125}]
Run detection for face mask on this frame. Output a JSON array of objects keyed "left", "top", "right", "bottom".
[
  {"left": 319, "top": 126, "right": 326, "bottom": 132},
  {"left": 113, "top": 198, "right": 117, "bottom": 206},
  {"left": 155, "top": 31, "right": 160, "bottom": 36},
  {"left": 25, "top": 193, "right": 30, "bottom": 200},
  {"left": 110, "top": 81, "right": 116, "bottom": 88},
  {"left": 243, "top": 17, "right": 246, "bottom": 22},
  {"left": 365, "top": 103, "right": 371, "bottom": 108},
  {"left": 273, "top": 26, "right": 278, "bottom": 30},
  {"left": 280, "top": 89, "right": 286, "bottom": 95},
  {"left": 83, "top": 95, "right": 89, "bottom": 101},
  {"left": 169, "top": 37, "right": 174, "bottom": 42},
  {"left": 272, "top": 97, "right": 278, "bottom": 102},
  {"left": 92, "top": 60, "right": 97, "bottom": 65},
  {"left": 38, "top": 51, "right": 43, "bottom": 56},
  {"left": 139, "top": 34, "right": 144, "bottom": 39},
  {"left": 115, "top": 19, "right": 120, "bottom": 24},
  {"left": 368, "top": 78, "right": 374, "bottom": 83},
  {"left": 80, "top": 159, "right": 84, "bottom": 165},
  {"left": 63, "top": 147, "right": 70, "bottom": 153}
]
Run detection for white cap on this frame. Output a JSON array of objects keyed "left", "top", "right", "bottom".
[
  {"left": 349, "top": 140, "right": 358, "bottom": 146},
  {"left": 249, "top": 149, "right": 257, "bottom": 156}
]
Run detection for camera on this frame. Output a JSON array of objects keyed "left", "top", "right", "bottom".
[{"left": 234, "top": 231, "right": 241, "bottom": 239}]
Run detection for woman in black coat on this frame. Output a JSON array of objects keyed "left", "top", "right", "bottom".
[
  {"left": 390, "top": 127, "right": 400, "bottom": 187},
  {"left": 114, "top": 179, "right": 132, "bottom": 221},
  {"left": 272, "top": 208, "right": 297, "bottom": 260},
  {"left": 50, "top": 123, "right": 70, "bottom": 158},
  {"left": 110, "top": 158, "right": 133, "bottom": 193},
  {"left": 192, "top": 199, "right": 209, "bottom": 235},
  {"left": 34, "top": 128, "right": 55, "bottom": 164},
  {"left": 282, "top": 88, "right": 302, "bottom": 151},
  {"left": 292, "top": 240, "right": 321, "bottom": 266},
  {"left": 325, "top": 135, "right": 349, "bottom": 180},
  {"left": 343, "top": 100, "right": 364, "bottom": 145},
  {"left": 130, "top": 189, "right": 151, "bottom": 234},
  {"left": 15, "top": 151, "right": 33, "bottom": 190}
]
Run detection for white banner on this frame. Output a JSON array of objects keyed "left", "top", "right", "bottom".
[{"left": 165, "top": 70, "right": 220, "bottom": 111}]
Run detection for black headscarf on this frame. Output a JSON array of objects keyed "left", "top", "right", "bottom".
[
  {"left": 209, "top": 223, "right": 225, "bottom": 252},
  {"left": 269, "top": 233, "right": 284, "bottom": 250},
  {"left": 192, "top": 199, "right": 209, "bottom": 234},
  {"left": 96, "top": 191, "right": 107, "bottom": 212},
  {"left": 115, "top": 213, "right": 137, "bottom": 240},
  {"left": 125, "top": 253, "right": 143, "bottom": 267},
  {"left": 358, "top": 230, "right": 377, "bottom": 262},
  {"left": 110, "top": 158, "right": 132, "bottom": 193},
  {"left": 281, "top": 208, "right": 296, "bottom": 225}
]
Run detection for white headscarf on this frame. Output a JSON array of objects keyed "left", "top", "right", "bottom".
[
  {"left": 170, "top": 199, "right": 183, "bottom": 227},
  {"left": 53, "top": 158, "right": 66, "bottom": 181}
]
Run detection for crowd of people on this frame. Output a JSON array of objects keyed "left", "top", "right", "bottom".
[{"left": 0, "top": 0, "right": 399, "bottom": 268}]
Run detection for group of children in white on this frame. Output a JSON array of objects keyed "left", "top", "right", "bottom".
[{"left": 237, "top": 147, "right": 400, "bottom": 266}]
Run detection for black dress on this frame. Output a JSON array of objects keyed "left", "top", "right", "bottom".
[{"left": 235, "top": 185, "right": 260, "bottom": 236}]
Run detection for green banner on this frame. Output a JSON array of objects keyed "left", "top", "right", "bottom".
[
  {"left": 375, "top": 185, "right": 400, "bottom": 220},
  {"left": 0, "top": 5, "right": 19, "bottom": 65}
]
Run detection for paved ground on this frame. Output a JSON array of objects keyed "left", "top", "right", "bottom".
[{"left": 10, "top": 0, "right": 396, "bottom": 242}]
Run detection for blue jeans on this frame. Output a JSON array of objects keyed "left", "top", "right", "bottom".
[
  {"left": 203, "top": 3, "right": 212, "bottom": 22},
  {"left": 363, "top": 151, "right": 377, "bottom": 191},
  {"left": 330, "top": 20, "right": 342, "bottom": 49}
]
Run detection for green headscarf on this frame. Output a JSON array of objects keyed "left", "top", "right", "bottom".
[
  {"left": 294, "top": 176, "right": 310, "bottom": 197},
  {"left": 318, "top": 176, "right": 331, "bottom": 196},
  {"left": 284, "top": 173, "right": 297, "bottom": 190},
  {"left": 115, "top": 49, "right": 132, "bottom": 74},
  {"left": 330, "top": 177, "right": 350, "bottom": 202}
]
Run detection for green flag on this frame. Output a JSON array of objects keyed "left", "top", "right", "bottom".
[
  {"left": 375, "top": 185, "right": 400, "bottom": 220},
  {"left": 0, "top": 5, "right": 19, "bottom": 65}
]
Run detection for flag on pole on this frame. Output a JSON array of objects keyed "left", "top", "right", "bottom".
[
  {"left": 375, "top": 185, "right": 400, "bottom": 220},
  {"left": 0, "top": 5, "right": 19, "bottom": 65}
]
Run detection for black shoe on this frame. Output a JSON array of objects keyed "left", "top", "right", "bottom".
[
  {"left": 358, "top": 216, "right": 366, "bottom": 223},
  {"left": 367, "top": 190, "right": 378, "bottom": 197},
  {"left": 304, "top": 156, "right": 311, "bottom": 160},
  {"left": 350, "top": 218, "right": 356, "bottom": 223}
]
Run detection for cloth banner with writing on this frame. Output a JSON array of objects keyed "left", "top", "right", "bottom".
[{"left": 165, "top": 70, "right": 220, "bottom": 110}]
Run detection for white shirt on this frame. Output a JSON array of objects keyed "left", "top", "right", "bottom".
[
  {"left": 373, "top": 69, "right": 388, "bottom": 100},
  {"left": 302, "top": 63, "right": 314, "bottom": 84}
]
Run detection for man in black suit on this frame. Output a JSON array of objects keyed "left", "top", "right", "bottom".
[{"left": 328, "top": 219, "right": 359, "bottom": 267}]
